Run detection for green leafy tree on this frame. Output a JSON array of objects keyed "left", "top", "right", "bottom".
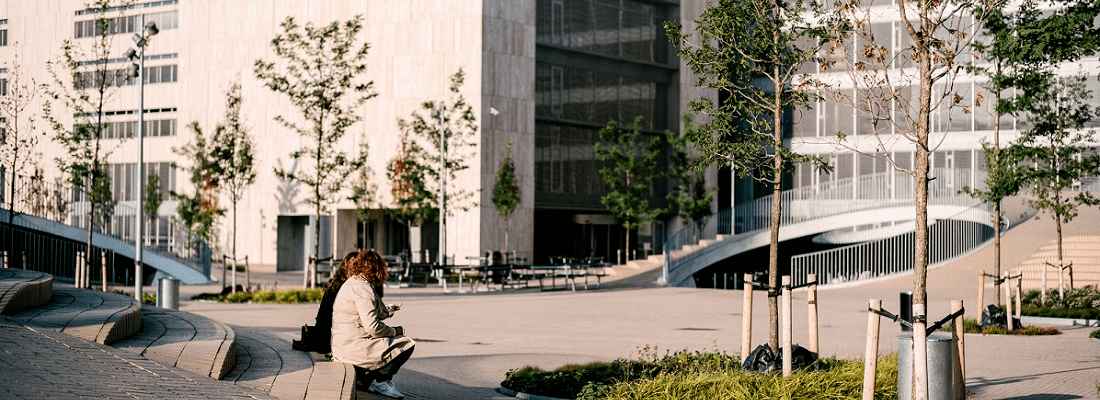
[
  {"left": 254, "top": 16, "right": 376, "bottom": 288},
  {"left": 968, "top": 0, "right": 1015, "bottom": 306},
  {"left": 595, "top": 116, "right": 663, "bottom": 263},
  {"left": 390, "top": 70, "right": 478, "bottom": 259},
  {"left": 973, "top": 0, "right": 1100, "bottom": 303},
  {"left": 667, "top": 0, "right": 826, "bottom": 352},
  {"left": 492, "top": 141, "right": 521, "bottom": 251},
  {"left": 42, "top": 0, "right": 133, "bottom": 289},
  {"left": 212, "top": 79, "right": 257, "bottom": 290},
  {"left": 348, "top": 142, "right": 378, "bottom": 250},
  {"left": 172, "top": 122, "right": 225, "bottom": 247},
  {"left": 665, "top": 115, "right": 714, "bottom": 225},
  {"left": 0, "top": 50, "right": 41, "bottom": 269},
  {"left": 143, "top": 174, "right": 162, "bottom": 227},
  {"left": 1010, "top": 74, "right": 1100, "bottom": 296}
]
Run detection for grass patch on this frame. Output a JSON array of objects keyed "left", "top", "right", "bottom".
[
  {"left": 191, "top": 288, "right": 324, "bottom": 303},
  {"left": 940, "top": 318, "right": 1060, "bottom": 335},
  {"left": 501, "top": 348, "right": 898, "bottom": 400},
  {"left": 1090, "top": 329, "right": 1100, "bottom": 339}
]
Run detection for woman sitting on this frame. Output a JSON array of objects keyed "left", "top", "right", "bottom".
[{"left": 331, "top": 249, "right": 415, "bottom": 399}]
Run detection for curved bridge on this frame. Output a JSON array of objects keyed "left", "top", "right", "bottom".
[
  {"left": 2, "top": 209, "right": 211, "bottom": 285},
  {"left": 663, "top": 168, "right": 994, "bottom": 288}
]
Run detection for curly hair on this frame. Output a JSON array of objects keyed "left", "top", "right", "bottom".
[
  {"left": 324, "top": 252, "right": 359, "bottom": 294},
  {"left": 343, "top": 249, "right": 389, "bottom": 286}
]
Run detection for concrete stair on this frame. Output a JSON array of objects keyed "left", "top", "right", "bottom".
[
  {"left": 9, "top": 282, "right": 141, "bottom": 345},
  {"left": 0, "top": 269, "right": 53, "bottom": 315},
  {"left": 113, "top": 305, "right": 239, "bottom": 380},
  {"left": 1013, "top": 235, "right": 1100, "bottom": 291},
  {"left": 227, "top": 326, "right": 356, "bottom": 400}
]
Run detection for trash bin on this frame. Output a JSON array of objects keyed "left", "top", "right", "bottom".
[
  {"left": 158, "top": 278, "right": 179, "bottom": 310},
  {"left": 900, "top": 291, "right": 913, "bottom": 332},
  {"left": 897, "top": 333, "right": 955, "bottom": 400}
]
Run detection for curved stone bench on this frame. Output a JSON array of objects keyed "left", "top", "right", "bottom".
[
  {"left": 226, "top": 326, "right": 355, "bottom": 400},
  {"left": 113, "top": 305, "right": 238, "bottom": 380},
  {"left": 10, "top": 285, "right": 140, "bottom": 345},
  {"left": 0, "top": 269, "right": 53, "bottom": 315}
]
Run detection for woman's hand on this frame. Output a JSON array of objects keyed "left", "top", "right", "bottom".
[{"left": 386, "top": 303, "right": 403, "bottom": 313}]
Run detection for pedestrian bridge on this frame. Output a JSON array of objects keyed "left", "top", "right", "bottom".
[
  {"left": 662, "top": 168, "right": 997, "bottom": 288},
  {"left": 1, "top": 173, "right": 211, "bottom": 284}
]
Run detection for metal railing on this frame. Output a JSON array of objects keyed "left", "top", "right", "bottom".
[
  {"left": 0, "top": 172, "right": 210, "bottom": 276},
  {"left": 790, "top": 204, "right": 994, "bottom": 287},
  {"left": 664, "top": 168, "right": 987, "bottom": 285},
  {"left": 0, "top": 224, "right": 126, "bottom": 285}
]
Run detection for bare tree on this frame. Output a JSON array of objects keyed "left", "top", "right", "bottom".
[
  {"left": 1, "top": 50, "right": 42, "bottom": 269},
  {"left": 213, "top": 79, "right": 257, "bottom": 291},
  {"left": 823, "top": 0, "right": 982, "bottom": 396},
  {"left": 42, "top": 0, "right": 134, "bottom": 289}
]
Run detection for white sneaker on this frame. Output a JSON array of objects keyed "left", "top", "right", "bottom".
[{"left": 368, "top": 380, "right": 405, "bottom": 399}]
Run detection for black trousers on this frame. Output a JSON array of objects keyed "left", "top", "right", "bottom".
[{"left": 357, "top": 345, "right": 415, "bottom": 384}]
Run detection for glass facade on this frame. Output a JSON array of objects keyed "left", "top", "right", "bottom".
[{"left": 533, "top": 0, "right": 677, "bottom": 262}]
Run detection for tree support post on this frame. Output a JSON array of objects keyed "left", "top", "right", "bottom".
[
  {"left": 977, "top": 270, "right": 985, "bottom": 319},
  {"left": 742, "top": 273, "right": 753, "bottom": 359},
  {"left": 951, "top": 300, "right": 966, "bottom": 400},
  {"left": 862, "top": 299, "right": 882, "bottom": 400},
  {"left": 808, "top": 273, "right": 819, "bottom": 354},
  {"left": 781, "top": 275, "right": 792, "bottom": 377}
]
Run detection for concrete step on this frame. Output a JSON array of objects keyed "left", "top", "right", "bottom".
[
  {"left": 10, "top": 284, "right": 140, "bottom": 345},
  {"left": 227, "top": 326, "right": 355, "bottom": 400},
  {"left": 0, "top": 269, "right": 53, "bottom": 315},
  {"left": 113, "top": 305, "right": 238, "bottom": 380}
]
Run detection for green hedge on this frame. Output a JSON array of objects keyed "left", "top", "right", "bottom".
[
  {"left": 191, "top": 288, "right": 324, "bottom": 304},
  {"left": 501, "top": 348, "right": 899, "bottom": 400}
]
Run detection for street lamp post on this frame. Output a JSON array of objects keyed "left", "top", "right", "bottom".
[
  {"left": 433, "top": 107, "right": 449, "bottom": 268},
  {"left": 125, "top": 18, "right": 158, "bottom": 301}
]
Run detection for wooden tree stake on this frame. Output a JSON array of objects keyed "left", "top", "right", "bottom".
[
  {"left": 862, "top": 299, "right": 881, "bottom": 400},
  {"left": 808, "top": 273, "right": 819, "bottom": 354},
  {"left": 742, "top": 273, "right": 753, "bottom": 359},
  {"left": 781, "top": 275, "right": 792, "bottom": 377},
  {"left": 951, "top": 300, "right": 966, "bottom": 400}
]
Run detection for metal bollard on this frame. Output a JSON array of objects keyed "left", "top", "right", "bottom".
[
  {"left": 158, "top": 278, "right": 179, "bottom": 310},
  {"left": 898, "top": 332, "right": 955, "bottom": 400},
  {"left": 900, "top": 291, "right": 913, "bottom": 332}
]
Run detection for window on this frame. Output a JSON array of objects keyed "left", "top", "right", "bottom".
[
  {"left": 0, "top": 29, "right": 7, "bottom": 46},
  {"left": 74, "top": 10, "right": 177, "bottom": 39},
  {"left": 536, "top": 0, "right": 671, "bottom": 64},
  {"left": 100, "top": 119, "right": 177, "bottom": 139},
  {"left": 0, "top": 78, "right": 7, "bottom": 96}
]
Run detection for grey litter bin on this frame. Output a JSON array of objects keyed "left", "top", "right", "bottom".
[
  {"left": 897, "top": 332, "right": 956, "bottom": 400},
  {"left": 158, "top": 278, "right": 179, "bottom": 310}
]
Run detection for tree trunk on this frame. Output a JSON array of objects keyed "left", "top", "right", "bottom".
[
  {"left": 767, "top": 75, "right": 784, "bottom": 353},
  {"left": 504, "top": 215, "right": 510, "bottom": 252},
  {"left": 993, "top": 200, "right": 1001, "bottom": 306},
  {"left": 85, "top": 200, "right": 93, "bottom": 289},
  {"left": 912, "top": 24, "right": 933, "bottom": 399},
  {"left": 1056, "top": 214, "right": 1065, "bottom": 297}
]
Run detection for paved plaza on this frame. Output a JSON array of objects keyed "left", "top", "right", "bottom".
[{"left": 1, "top": 206, "right": 1098, "bottom": 399}]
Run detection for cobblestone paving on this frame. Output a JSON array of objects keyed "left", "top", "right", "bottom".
[{"left": 0, "top": 317, "right": 276, "bottom": 399}]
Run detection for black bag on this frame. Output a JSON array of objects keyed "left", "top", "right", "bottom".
[
  {"left": 741, "top": 344, "right": 820, "bottom": 373},
  {"left": 980, "top": 304, "right": 1021, "bottom": 330},
  {"left": 292, "top": 289, "right": 338, "bottom": 353}
]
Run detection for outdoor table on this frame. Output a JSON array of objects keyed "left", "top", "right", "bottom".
[{"left": 530, "top": 262, "right": 611, "bottom": 291}]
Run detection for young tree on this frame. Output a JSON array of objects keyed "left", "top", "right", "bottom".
[
  {"left": 665, "top": 115, "right": 715, "bottom": 228},
  {"left": 822, "top": 0, "right": 986, "bottom": 395},
  {"left": 391, "top": 70, "right": 478, "bottom": 261},
  {"left": 0, "top": 50, "right": 42, "bottom": 269},
  {"left": 347, "top": 142, "right": 378, "bottom": 250},
  {"left": 972, "top": 0, "right": 1100, "bottom": 303},
  {"left": 254, "top": 16, "right": 375, "bottom": 288},
  {"left": 387, "top": 130, "right": 432, "bottom": 249},
  {"left": 143, "top": 174, "right": 162, "bottom": 230},
  {"left": 667, "top": 0, "right": 826, "bottom": 352},
  {"left": 42, "top": 0, "right": 133, "bottom": 289},
  {"left": 212, "top": 79, "right": 257, "bottom": 290},
  {"left": 172, "top": 122, "right": 225, "bottom": 248},
  {"left": 492, "top": 141, "right": 521, "bottom": 251},
  {"left": 1010, "top": 74, "right": 1100, "bottom": 297},
  {"left": 595, "top": 116, "right": 663, "bottom": 264}
]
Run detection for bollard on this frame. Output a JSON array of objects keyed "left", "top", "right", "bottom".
[
  {"left": 900, "top": 291, "right": 913, "bottom": 332},
  {"left": 808, "top": 274, "right": 819, "bottom": 355},
  {"left": 1041, "top": 263, "right": 1047, "bottom": 304},
  {"left": 158, "top": 278, "right": 179, "bottom": 310},
  {"left": 101, "top": 252, "right": 108, "bottom": 291},
  {"left": 742, "top": 273, "right": 753, "bottom": 360},
  {"left": 781, "top": 276, "right": 792, "bottom": 377},
  {"left": 231, "top": 255, "right": 238, "bottom": 294},
  {"left": 898, "top": 332, "right": 955, "bottom": 400}
]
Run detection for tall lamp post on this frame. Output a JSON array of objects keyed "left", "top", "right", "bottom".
[
  {"left": 125, "top": 19, "right": 158, "bottom": 301},
  {"left": 432, "top": 107, "right": 450, "bottom": 268}
]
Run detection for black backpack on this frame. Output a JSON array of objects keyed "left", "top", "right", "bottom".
[{"left": 292, "top": 290, "right": 337, "bottom": 354}]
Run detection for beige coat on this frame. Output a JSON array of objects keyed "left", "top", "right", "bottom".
[{"left": 330, "top": 276, "right": 415, "bottom": 370}]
